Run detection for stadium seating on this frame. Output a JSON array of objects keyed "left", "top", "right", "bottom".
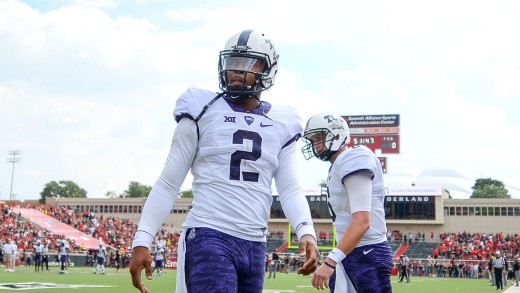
[
  {"left": 266, "top": 240, "right": 286, "bottom": 253},
  {"left": 403, "top": 242, "right": 439, "bottom": 259}
]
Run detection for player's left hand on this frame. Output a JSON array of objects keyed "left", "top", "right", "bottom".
[
  {"left": 311, "top": 261, "right": 335, "bottom": 290},
  {"left": 297, "top": 234, "right": 320, "bottom": 276}
]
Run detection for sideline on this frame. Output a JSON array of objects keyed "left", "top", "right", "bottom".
[{"left": 505, "top": 283, "right": 520, "bottom": 293}]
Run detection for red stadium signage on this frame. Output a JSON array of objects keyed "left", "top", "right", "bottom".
[
  {"left": 165, "top": 256, "right": 178, "bottom": 269},
  {"left": 378, "top": 157, "right": 387, "bottom": 174}
]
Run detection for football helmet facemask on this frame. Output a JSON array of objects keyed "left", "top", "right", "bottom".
[
  {"left": 301, "top": 113, "right": 350, "bottom": 161},
  {"left": 219, "top": 30, "right": 279, "bottom": 99}
]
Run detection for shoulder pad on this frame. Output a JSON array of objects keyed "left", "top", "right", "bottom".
[
  {"left": 338, "top": 146, "right": 377, "bottom": 176},
  {"left": 173, "top": 88, "right": 220, "bottom": 123},
  {"left": 267, "top": 103, "right": 303, "bottom": 140}
]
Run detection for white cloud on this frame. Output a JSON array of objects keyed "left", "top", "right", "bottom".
[{"left": 0, "top": 0, "right": 519, "bottom": 200}]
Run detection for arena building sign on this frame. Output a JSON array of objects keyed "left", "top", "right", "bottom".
[{"left": 385, "top": 196, "right": 433, "bottom": 202}]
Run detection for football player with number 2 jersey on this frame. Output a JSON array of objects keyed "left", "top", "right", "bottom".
[
  {"left": 130, "top": 30, "right": 319, "bottom": 293},
  {"left": 302, "top": 113, "right": 393, "bottom": 293}
]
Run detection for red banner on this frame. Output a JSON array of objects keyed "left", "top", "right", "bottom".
[{"left": 12, "top": 207, "right": 102, "bottom": 250}]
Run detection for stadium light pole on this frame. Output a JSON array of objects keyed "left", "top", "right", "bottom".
[{"left": 6, "top": 149, "right": 21, "bottom": 201}]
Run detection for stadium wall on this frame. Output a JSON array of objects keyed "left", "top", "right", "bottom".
[{"left": 43, "top": 189, "right": 520, "bottom": 241}]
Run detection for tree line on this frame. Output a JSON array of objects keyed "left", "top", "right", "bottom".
[{"left": 39, "top": 177, "right": 510, "bottom": 203}]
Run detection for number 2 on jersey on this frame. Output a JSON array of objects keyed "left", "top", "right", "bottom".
[{"left": 229, "top": 130, "right": 262, "bottom": 182}]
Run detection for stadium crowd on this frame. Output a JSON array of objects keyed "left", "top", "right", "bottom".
[
  {"left": 1, "top": 202, "right": 72, "bottom": 270},
  {"left": 392, "top": 231, "right": 520, "bottom": 290},
  {"left": 0, "top": 202, "right": 180, "bottom": 271},
  {"left": 3, "top": 200, "right": 520, "bottom": 285},
  {"left": 432, "top": 231, "right": 520, "bottom": 260}
]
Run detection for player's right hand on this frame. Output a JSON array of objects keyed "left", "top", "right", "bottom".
[
  {"left": 297, "top": 234, "right": 320, "bottom": 276},
  {"left": 130, "top": 246, "right": 153, "bottom": 293}
]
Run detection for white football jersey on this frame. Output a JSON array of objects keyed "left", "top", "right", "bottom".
[
  {"left": 59, "top": 244, "right": 68, "bottom": 256},
  {"left": 174, "top": 88, "right": 303, "bottom": 242},
  {"left": 35, "top": 244, "right": 43, "bottom": 253},
  {"left": 327, "top": 145, "right": 387, "bottom": 246},
  {"left": 155, "top": 248, "right": 165, "bottom": 261},
  {"left": 98, "top": 247, "right": 106, "bottom": 258}
]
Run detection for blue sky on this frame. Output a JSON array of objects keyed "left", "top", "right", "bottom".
[{"left": 1, "top": 0, "right": 519, "bottom": 200}]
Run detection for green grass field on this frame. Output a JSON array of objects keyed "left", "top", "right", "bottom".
[{"left": 0, "top": 266, "right": 512, "bottom": 292}]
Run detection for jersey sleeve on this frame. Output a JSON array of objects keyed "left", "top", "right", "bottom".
[
  {"left": 269, "top": 104, "right": 303, "bottom": 148},
  {"left": 268, "top": 104, "right": 314, "bottom": 240},
  {"left": 337, "top": 147, "right": 377, "bottom": 181},
  {"left": 132, "top": 118, "right": 198, "bottom": 249},
  {"left": 274, "top": 133, "right": 316, "bottom": 241}
]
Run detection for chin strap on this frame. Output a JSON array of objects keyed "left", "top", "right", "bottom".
[
  {"left": 228, "top": 92, "right": 261, "bottom": 102},
  {"left": 317, "top": 151, "right": 333, "bottom": 162}
]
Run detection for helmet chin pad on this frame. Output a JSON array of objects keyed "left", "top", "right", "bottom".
[
  {"left": 312, "top": 135, "right": 337, "bottom": 161},
  {"left": 223, "top": 72, "right": 261, "bottom": 99},
  {"left": 315, "top": 149, "right": 336, "bottom": 161}
]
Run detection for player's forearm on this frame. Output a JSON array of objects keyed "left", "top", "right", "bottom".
[
  {"left": 279, "top": 189, "right": 316, "bottom": 241},
  {"left": 282, "top": 198, "right": 316, "bottom": 241},
  {"left": 275, "top": 144, "right": 316, "bottom": 241},
  {"left": 133, "top": 119, "right": 196, "bottom": 249},
  {"left": 331, "top": 212, "right": 370, "bottom": 262},
  {"left": 132, "top": 183, "right": 179, "bottom": 249}
]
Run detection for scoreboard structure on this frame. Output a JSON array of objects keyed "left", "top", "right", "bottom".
[{"left": 342, "top": 114, "right": 400, "bottom": 173}]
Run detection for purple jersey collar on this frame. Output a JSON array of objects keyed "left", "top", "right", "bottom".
[{"left": 224, "top": 96, "right": 272, "bottom": 116}]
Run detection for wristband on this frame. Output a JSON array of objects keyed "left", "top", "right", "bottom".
[
  {"left": 323, "top": 261, "right": 336, "bottom": 269},
  {"left": 327, "top": 248, "right": 346, "bottom": 264}
]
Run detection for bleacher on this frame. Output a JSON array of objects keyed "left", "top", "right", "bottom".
[
  {"left": 12, "top": 207, "right": 101, "bottom": 250},
  {"left": 403, "top": 242, "right": 438, "bottom": 260},
  {"left": 390, "top": 243, "right": 401, "bottom": 255},
  {"left": 266, "top": 240, "right": 286, "bottom": 253}
]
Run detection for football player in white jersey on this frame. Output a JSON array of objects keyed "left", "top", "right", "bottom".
[
  {"left": 34, "top": 240, "right": 43, "bottom": 272},
  {"left": 93, "top": 243, "right": 106, "bottom": 275},
  {"left": 58, "top": 240, "right": 69, "bottom": 274},
  {"left": 152, "top": 244, "right": 165, "bottom": 277},
  {"left": 130, "top": 30, "right": 319, "bottom": 293},
  {"left": 302, "top": 113, "right": 393, "bottom": 293}
]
